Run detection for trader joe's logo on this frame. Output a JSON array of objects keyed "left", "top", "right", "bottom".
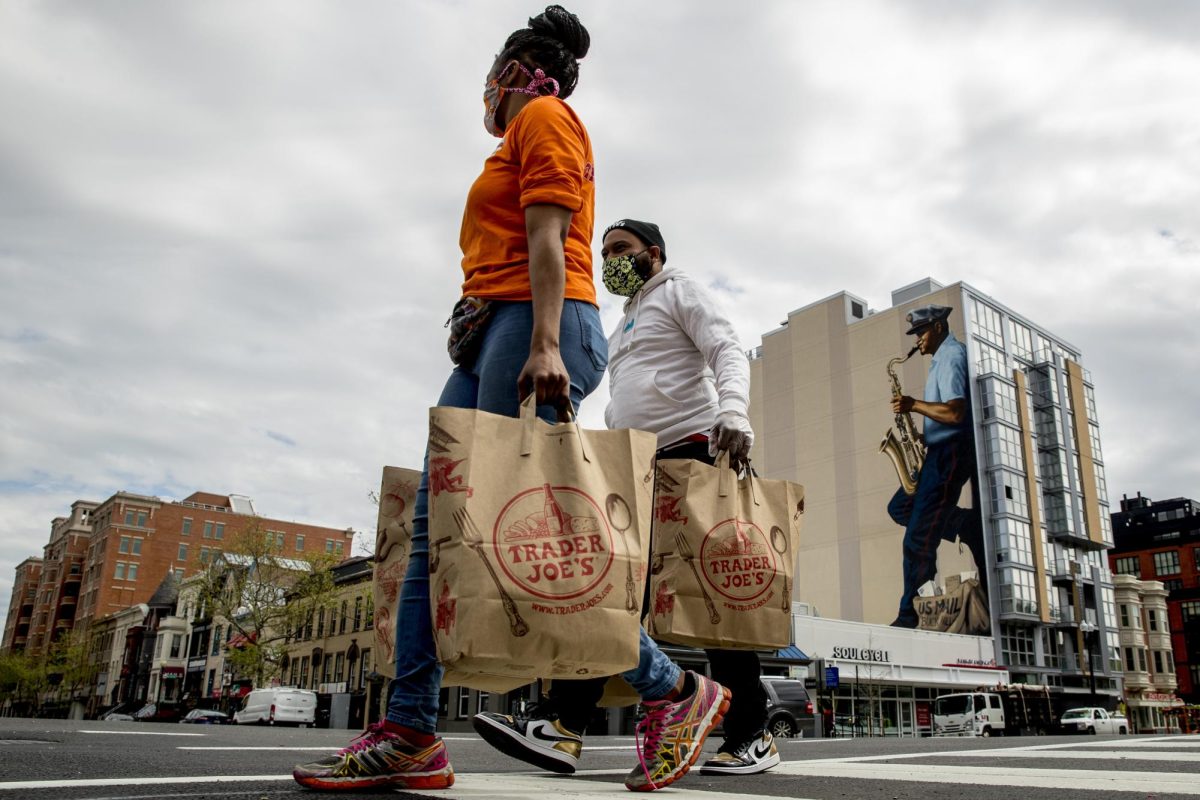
[
  {"left": 493, "top": 484, "right": 615, "bottom": 602},
  {"left": 701, "top": 519, "right": 775, "bottom": 602}
]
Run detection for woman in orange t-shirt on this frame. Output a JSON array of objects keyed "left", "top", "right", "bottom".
[{"left": 294, "top": 5, "right": 606, "bottom": 792}]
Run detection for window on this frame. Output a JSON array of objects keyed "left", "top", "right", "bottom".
[
  {"left": 1124, "top": 647, "right": 1135, "bottom": 672},
  {"left": 203, "top": 522, "right": 213, "bottom": 539},
  {"left": 214, "top": 523, "right": 224, "bottom": 540},
  {"left": 339, "top": 601, "right": 348, "bottom": 635},
  {"left": 1119, "top": 605, "right": 1130, "bottom": 628},
  {"left": 200, "top": 547, "right": 210, "bottom": 564},
  {"left": 317, "top": 608, "right": 325, "bottom": 638},
  {"left": 178, "top": 544, "right": 188, "bottom": 561},
  {"left": 365, "top": 596, "right": 374, "bottom": 627},
  {"left": 131, "top": 538, "right": 142, "bottom": 555},
  {"left": 323, "top": 654, "right": 334, "bottom": 682},
  {"left": 296, "top": 535, "right": 305, "bottom": 552},
  {"left": 1137, "top": 649, "right": 1147, "bottom": 672},
  {"left": 971, "top": 299, "right": 1005, "bottom": 347},
  {"left": 127, "top": 564, "right": 138, "bottom": 581},
  {"left": 477, "top": 691, "right": 490, "bottom": 714},
  {"left": 334, "top": 652, "right": 345, "bottom": 683},
  {"left": 1153, "top": 550, "right": 1181, "bottom": 577},
  {"left": 1113, "top": 556, "right": 1140, "bottom": 577},
  {"left": 980, "top": 378, "right": 1020, "bottom": 426},
  {"left": 212, "top": 626, "right": 222, "bottom": 655},
  {"left": 290, "top": 658, "right": 300, "bottom": 687},
  {"left": 1163, "top": 579, "right": 1183, "bottom": 593},
  {"left": 1183, "top": 601, "right": 1200, "bottom": 622},
  {"left": 170, "top": 634, "right": 182, "bottom": 659},
  {"left": 124, "top": 510, "right": 134, "bottom": 525},
  {"left": 1154, "top": 651, "right": 1164, "bottom": 673},
  {"left": 336, "top": 541, "right": 344, "bottom": 556},
  {"left": 182, "top": 518, "right": 192, "bottom": 536},
  {"left": 1000, "top": 623, "right": 1037, "bottom": 666},
  {"left": 457, "top": 689, "right": 471, "bottom": 719},
  {"left": 299, "top": 657, "right": 309, "bottom": 689},
  {"left": 1148, "top": 608, "right": 1159, "bottom": 632},
  {"left": 137, "top": 511, "right": 147, "bottom": 527},
  {"left": 119, "top": 536, "right": 130, "bottom": 554},
  {"left": 1009, "top": 320, "right": 1033, "bottom": 360},
  {"left": 114, "top": 562, "right": 126, "bottom": 580},
  {"left": 353, "top": 597, "right": 363, "bottom": 632},
  {"left": 326, "top": 540, "right": 334, "bottom": 554}
]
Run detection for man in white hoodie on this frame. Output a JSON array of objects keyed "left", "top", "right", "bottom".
[{"left": 474, "top": 219, "right": 778, "bottom": 777}]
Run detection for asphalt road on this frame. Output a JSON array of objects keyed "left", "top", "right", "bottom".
[{"left": 0, "top": 717, "right": 1193, "bottom": 800}]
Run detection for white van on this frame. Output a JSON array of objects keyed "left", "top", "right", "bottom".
[
  {"left": 234, "top": 688, "right": 317, "bottom": 727},
  {"left": 932, "top": 692, "right": 1005, "bottom": 737}
]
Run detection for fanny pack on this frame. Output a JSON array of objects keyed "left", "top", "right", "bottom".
[{"left": 445, "top": 297, "right": 495, "bottom": 366}]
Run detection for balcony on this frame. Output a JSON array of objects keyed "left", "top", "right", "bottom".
[
  {"left": 1051, "top": 606, "right": 1077, "bottom": 627},
  {"left": 1123, "top": 671, "right": 1151, "bottom": 691}
]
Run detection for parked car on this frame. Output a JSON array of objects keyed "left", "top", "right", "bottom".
[
  {"left": 1059, "top": 707, "right": 1129, "bottom": 735},
  {"left": 761, "top": 676, "right": 815, "bottom": 738},
  {"left": 180, "top": 708, "right": 230, "bottom": 725},
  {"left": 99, "top": 710, "right": 134, "bottom": 722},
  {"left": 129, "top": 702, "right": 184, "bottom": 723},
  {"left": 234, "top": 688, "right": 317, "bottom": 727}
]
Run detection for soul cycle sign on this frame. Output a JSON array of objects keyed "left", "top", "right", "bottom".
[
  {"left": 493, "top": 484, "right": 616, "bottom": 603},
  {"left": 700, "top": 518, "right": 776, "bottom": 602}
]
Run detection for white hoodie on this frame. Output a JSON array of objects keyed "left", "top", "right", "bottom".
[{"left": 603, "top": 266, "right": 751, "bottom": 447}]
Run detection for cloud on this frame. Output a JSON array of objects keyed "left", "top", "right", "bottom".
[{"left": 2, "top": 0, "right": 1198, "bottom": 623}]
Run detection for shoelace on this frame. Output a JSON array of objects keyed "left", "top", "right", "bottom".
[
  {"left": 340, "top": 721, "right": 392, "bottom": 756},
  {"left": 633, "top": 700, "right": 672, "bottom": 789}
]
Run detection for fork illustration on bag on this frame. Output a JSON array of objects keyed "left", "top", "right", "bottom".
[
  {"left": 674, "top": 530, "right": 721, "bottom": 625},
  {"left": 453, "top": 507, "right": 529, "bottom": 637}
]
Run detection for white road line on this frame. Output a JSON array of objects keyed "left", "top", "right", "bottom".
[
  {"left": 0, "top": 776, "right": 293, "bottom": 791},
  {"left": 78, "top": 730, "right": 206, "bottom": 737},
  {"left": 773, "top": 761, "right": 1194, "bottom": 794},
  {"left": 931, "top": 748, "right": 1200, "bottom": 762},
  {"left": 0, "top": 771, "right": 814, "bottom": 799},
  {"left": 176, "top": 744, "right": 636, "bottom": 752}
]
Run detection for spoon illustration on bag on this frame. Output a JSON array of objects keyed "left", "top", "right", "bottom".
[{"left": 605, "top": 493, "right": 638, "bottom": 614}]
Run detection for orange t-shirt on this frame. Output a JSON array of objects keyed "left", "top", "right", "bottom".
[{"left": 459, "top": 96, "right": 596, "bottom": 304}]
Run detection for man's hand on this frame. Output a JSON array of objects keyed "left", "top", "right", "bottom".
[
  {"left": 518, "top": 345, "right": 571, "bottom": 411},
  {"left": 892, "top": 395, "right": 915, "bottom": 414},
  {"left": 709, "top": 411, "right": 754, "bottom": 461}
]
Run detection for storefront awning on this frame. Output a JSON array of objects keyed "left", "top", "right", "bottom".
[{"left": 775, "top": 645, "right": 809, "bottom": 661}]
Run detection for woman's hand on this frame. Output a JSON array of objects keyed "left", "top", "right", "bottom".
[{"left": 518, "top": 346, "right": 571, "bottom": 409}]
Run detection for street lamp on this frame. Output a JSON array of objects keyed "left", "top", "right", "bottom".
[{"left": 1079, "top": 620, "right": 1098, "bottom": 705}]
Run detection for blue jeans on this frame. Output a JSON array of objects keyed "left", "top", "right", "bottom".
[
  {"left": 887, "top": 435, "right": 976, "bottom": 625},
  {"left": 386, "top": 300, "right": 681, "bottom": 733}
]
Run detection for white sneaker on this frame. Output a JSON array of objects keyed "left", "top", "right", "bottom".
[{"left": 699, "top": 729, "right": 780, "bottom": 775}]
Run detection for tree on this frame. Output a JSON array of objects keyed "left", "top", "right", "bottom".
[
  {"left": 193, "top": 518, "right": 340, "bottom": 688},
  {"left": 0, "top": 649, "right": 47, "bottom": 714},
  {"left": 44, "top": 627, "right": 99, "bottom": 704}
]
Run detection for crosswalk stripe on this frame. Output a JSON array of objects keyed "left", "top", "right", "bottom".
[
  {"left": 930, "top": 748, "right": 1200, "bottom": 762},
  {"left": 772, "top": 760, "right": 1194, "bottom": 794}
]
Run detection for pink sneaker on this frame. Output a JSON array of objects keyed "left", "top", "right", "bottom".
[
  {"left": 625, "top": 672, "right": 731, "bottom": 791},
  {"left": 292, "top": 722, "right": 454, "bottom": 791}
]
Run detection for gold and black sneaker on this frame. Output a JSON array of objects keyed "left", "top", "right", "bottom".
[
  {"left": 472, "top": 711, "right": 583, "bottom": 774},
  {"left": 699, "top": 729, "right": 780, "bottom": 775}
]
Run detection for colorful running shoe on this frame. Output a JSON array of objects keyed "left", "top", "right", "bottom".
[
  {"left": 473, "top": 711, "right": 583, "bottom": 773},
  {"left": 699, "top": 729, "right": 780, "bottom": 775},
  {"left": 625, "top": 672, "right": 730, "bottom": 791},
  {"left": 292, "top": 722, "right": 454, "bottom": 791}
]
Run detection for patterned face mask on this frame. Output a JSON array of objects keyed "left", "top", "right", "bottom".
[
  {"left": 602, "top": 251, "right": 650, "bottom": 297},
  {"left": 483, "top": 60, "right": 560, "bottom": 138}
]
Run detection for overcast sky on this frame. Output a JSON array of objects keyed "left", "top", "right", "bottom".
[{"left": 3, "top": 1, "right": 1198, "bottom": 625}]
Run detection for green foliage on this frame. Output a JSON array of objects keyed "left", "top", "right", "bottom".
[{"left": 192, "top": 518, "right": 340, "bottom": 687}]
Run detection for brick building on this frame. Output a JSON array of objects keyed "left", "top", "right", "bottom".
[
  {"left": 2, "top": 557, "right": 43, "bottom": 654},
  {"left": 3, "top": 490, "right": 357, "bottom": 658},
  {"left": 1110, "top": 493, "right": 1200, "bottom": 701}
]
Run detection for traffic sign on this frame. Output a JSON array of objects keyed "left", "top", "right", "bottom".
[{"left": 824, "top": 666, "right": 840, "bottom": 688}]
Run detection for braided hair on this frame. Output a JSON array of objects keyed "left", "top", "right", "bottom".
[{"left": 498, "top": 5, "right": 590, "bottom": 99}]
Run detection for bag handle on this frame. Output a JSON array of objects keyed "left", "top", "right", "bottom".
[
  {"left": 519, "top": 394, "right": 591, "bottom": 463},
  {"left": 715, "top": 451, "right": 760, "bottom": 506}
]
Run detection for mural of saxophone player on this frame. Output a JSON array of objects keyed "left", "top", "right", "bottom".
[{"left": 887, "top": 304, "right": 984, "bottom": 630}]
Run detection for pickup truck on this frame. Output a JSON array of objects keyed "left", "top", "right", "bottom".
[{"left": 1059, "top": 707, "right": 1129, "bottom": 735}]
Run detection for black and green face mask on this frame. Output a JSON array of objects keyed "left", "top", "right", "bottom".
[{"left": 602, "top": 250, "right": 650, "bottom": 297}]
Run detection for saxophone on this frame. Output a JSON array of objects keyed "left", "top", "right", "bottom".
[{"left": 879, "top": 346, "right": 925, "bottom": 495}]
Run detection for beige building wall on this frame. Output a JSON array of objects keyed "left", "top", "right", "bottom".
[{"left": 749, "top": 286, "right": 970, "bottom": 625}]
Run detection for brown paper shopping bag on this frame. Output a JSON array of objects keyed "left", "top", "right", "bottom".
[
  {"left": 426, "top": 397, "right": 657, "bottom": 688},
  {"left": 648, "top": 455, "right": 803, "bottom": 650},
  {"left": 373, "top": 466, "right": 421, "bottom": 679}
]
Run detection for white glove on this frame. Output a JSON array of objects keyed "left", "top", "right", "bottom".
[{"left": 709, "top": 411, "right": 754, "bottom": 461}]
